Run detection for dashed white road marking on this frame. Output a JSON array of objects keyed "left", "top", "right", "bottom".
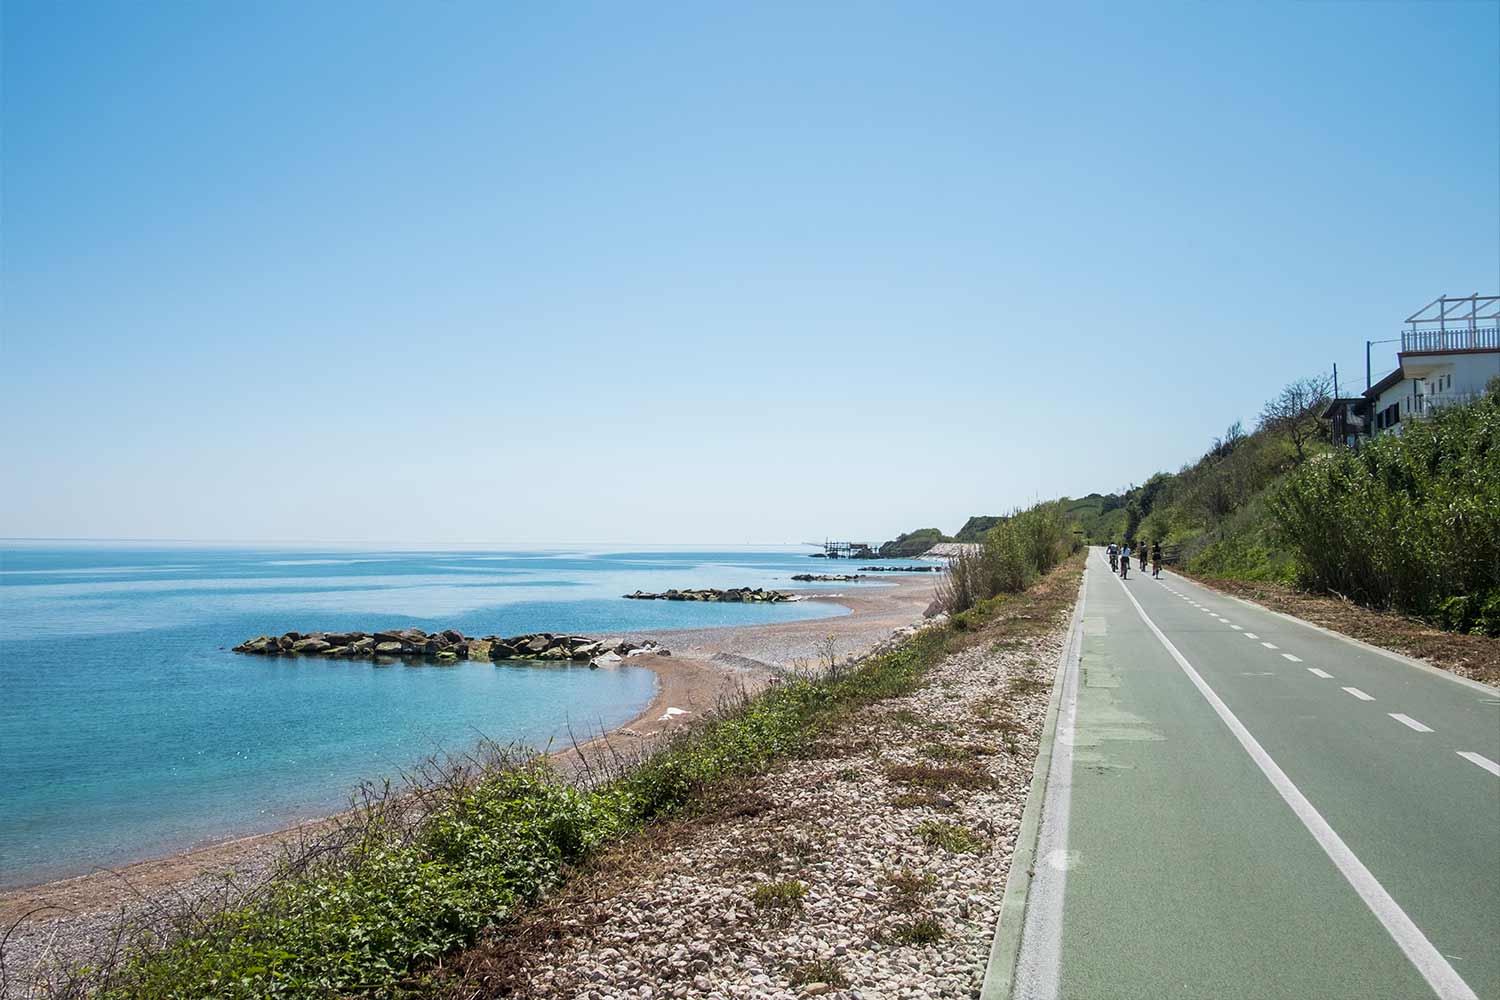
[
  {"left": 1261, "top": 642, "right": 1279, "bottom": 650},
  {"left": 1110, "top": 570, "right": 1478, "bottom": 1000},
  {"left": 1230, "top": 625, "right": 1244, "bottom": 630},
  {"left": 1343, "top": 687, "right": 1375, "bottom": 701},
  {"left": 1389, "top": 714, "right": 1434, "bottom": 733},
  {"left": 1456, "top": 752, "right": 1500, "bottom": 777},
  {"left": 1244, "top": 633, "right": 1260, "bottom": 639},
  {"left": 1308, "top": 668, "right": 1334, "bottom": 679},
  {"left": 1281, "top": 653, "right": 1303, "bottom": 662}
]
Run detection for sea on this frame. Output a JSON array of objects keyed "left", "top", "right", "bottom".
[{"left": 0, "top": 543, "right": 918, "bottom": 889}]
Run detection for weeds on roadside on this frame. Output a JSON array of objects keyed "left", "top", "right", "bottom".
[
  {"left": 884, "top": 762, "right": 995, "bottom": 791},
  {"left": 915, "top": 820, "right": 987, "bottom": 854},
  {"left": 752, "top": 879, "right": 808, "bottom": 925},
  {"left": 788, "top": 957, "right": 848, "bottom": 987},
  {"left": 882, "top": 867, "right": 936, "bottom": 909},
  {"left": 889, "top": 918, "right": 946, "bottom": 946}
]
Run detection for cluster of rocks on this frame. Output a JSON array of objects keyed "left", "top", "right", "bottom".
[
  {"left": 857, "top": 565, "right": 941, "bottom": 573},
  {"left": 791, "top": 573, "right": 864, "bottom": 582},
  {"left": 232, "top": 629, "right": 665, "bottom": 665},
  {"left": 623, "top": 588, "right": 796, "bottom": 603}
]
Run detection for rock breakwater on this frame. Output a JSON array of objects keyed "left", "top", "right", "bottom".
[
  {"left": 790, "top": 573, "right": 864, "bottom": 582},
  {"left": 858, "top": 565, "right": 941, "bottom": 572},
  {"left": 622, "top": 587, "right": 795, "bottom": 603},
  {"left": 233, "top": 629, "right": 664, "bottom": 665}
]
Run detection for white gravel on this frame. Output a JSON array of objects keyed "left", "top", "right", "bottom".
[{"left": 497, "top": 619, "right": 1067, "bottom": 1000}]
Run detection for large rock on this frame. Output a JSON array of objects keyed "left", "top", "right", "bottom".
[
  {"left": 291, "top": 637, "right": 330, "bottom": 654},
  {"left": 374, "top": 641, "right": 404, "bottom": 655}
]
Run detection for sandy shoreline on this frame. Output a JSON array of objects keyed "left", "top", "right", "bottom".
[{"left": 0, "top": 574, "right": 938, "bottom": 929}]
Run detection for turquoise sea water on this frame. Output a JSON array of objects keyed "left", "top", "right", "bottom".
[{"left": 0, "top": 544, "right": 896, "bottom": 888}]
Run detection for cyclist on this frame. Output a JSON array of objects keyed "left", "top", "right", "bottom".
[
  {"left": 1119, "top": 542, "right": 1131, "bottom": 579},
  {"left": 1151, "top": 541, "right": 1162, "bottom": 578},
  {"left": 1107, "top": 541, "right": 1118, "bottom": 573},
  {"left": 1139, "top": 544, "right": 1148, "bottom": 573}
]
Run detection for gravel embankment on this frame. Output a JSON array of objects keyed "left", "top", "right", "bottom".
[{"left": 449, "top": 613, "right": 1070, "bottom": 1000}]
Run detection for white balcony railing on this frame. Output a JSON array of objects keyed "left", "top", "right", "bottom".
[
  {"left": 1401, "top": 325, "right": 1499, "bottom": 354},
  {"left": 1403, "top": 295, "right": 1499, "bottom": 353}
]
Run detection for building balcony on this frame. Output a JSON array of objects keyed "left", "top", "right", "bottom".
[{"left": 1401, "top": 325, "right": 1498, "bottom": 355}]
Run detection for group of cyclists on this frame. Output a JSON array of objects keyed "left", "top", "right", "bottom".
[{"left": 1106, "top": 539, "right": 1162, "bottom": 580}]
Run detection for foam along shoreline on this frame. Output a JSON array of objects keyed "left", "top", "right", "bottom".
[{"left": 0, "top": 574, "right": 939, "bottom": 929}]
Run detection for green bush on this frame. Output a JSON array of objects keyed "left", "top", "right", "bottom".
[
  {"left": 1268, "top": 390, "right": 1500, "bottom": 630},
  {"left": 936, "top": 502, "right": 1078, "bottom": 614}
]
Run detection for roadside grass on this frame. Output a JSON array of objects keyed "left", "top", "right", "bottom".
[
  {"left": 751, "top": 879, "right": 808, "bottom": 924},
  {"left": 36, "top": 553, "right": 1084, "bottom": 1000},
  {"left": 788, "top": 957, "right": 848, "bottom": 988},
  {"left": 915, "top": 820, "right": 988, "bottom": 855},
  {"left": 882, "top": 867, "right": 937, "bottom": 910},
  {"left": 888, "top": 918, "right": 946, "bottom": 946}
]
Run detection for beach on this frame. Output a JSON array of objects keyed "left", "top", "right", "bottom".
[{"left": 0, "top": 572, "right": 937, "bottom": 947}]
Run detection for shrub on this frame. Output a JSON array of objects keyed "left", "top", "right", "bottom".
[
  {"left": 937, "top": 502, "right": 1079, "bottom": 614},
  {"left": 1269, "top": 390, "right": 1500, "bottom": 629}
]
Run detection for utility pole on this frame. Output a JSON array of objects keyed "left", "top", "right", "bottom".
[{"left": 1333, "top": 362, "right": 1339, "bottom": 397}]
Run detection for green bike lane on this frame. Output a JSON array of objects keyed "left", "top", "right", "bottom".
[
  {"left": 1003, "top": 551, "right": 1497, "bottom": 1000},
  {"left": 1149, "top": 568, "right": 1500, "bottom": 999}
]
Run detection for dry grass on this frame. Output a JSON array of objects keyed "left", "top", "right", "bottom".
[{"left": 883, "top": 762, "right": 996, "bottom": 791}]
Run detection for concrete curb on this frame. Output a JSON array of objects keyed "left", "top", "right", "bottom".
[
  {"left": 1170, "top": 572, "right": 1500, "bottom": 698},
  {"left": 978, "top": 570, "right": 1088, "bottom": 1000}
]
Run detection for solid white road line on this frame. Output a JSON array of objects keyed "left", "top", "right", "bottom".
[
  {"left": 1456, "top": 752, "right": 1500, "bottom": 777},
  {"left": 1111, "top": 572, "right": 1477, "bottom": 1000},
  {"left": 1343, "top": 687, "right": 1375, "bottom": 702},
  {"left": 1262, "top": 642, "right": 1279, "bottom": 649},
  {"left": 1390, "top": 714, "right": 1434, "bottom": 733},
  {"left": 1281, "top": 653, "right": 1303, "bottom": 663},
  {"left": 1013, "top": 572, "right": 1088, "bottom": 1000},
  {"left": 1309, "top": 668, "right": 1334, "bottom": 679}
]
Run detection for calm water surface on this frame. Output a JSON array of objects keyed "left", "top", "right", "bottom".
[{"left": 0, "top": 544, "right": 901, "bottom": 888}]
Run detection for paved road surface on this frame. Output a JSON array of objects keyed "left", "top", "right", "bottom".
[{"left": 1003, "top": 549, "right": 1499, "bottom": 1000}]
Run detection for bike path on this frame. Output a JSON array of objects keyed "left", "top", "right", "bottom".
[{"left": 1009, "top": 551, "right": 1498, "bottom": 1000}]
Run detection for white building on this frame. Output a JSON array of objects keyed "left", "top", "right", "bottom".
[{"left": 1367, "top": 294, "right": 1498, "bottom": 437}]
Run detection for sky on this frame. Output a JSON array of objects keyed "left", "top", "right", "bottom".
[{"left": 2, "top": 1, "right": 1497, "bottom": 545}]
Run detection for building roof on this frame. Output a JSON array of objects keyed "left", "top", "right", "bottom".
[{"left": 1365, "top": 368, "right": 1405, "bottom": 399}]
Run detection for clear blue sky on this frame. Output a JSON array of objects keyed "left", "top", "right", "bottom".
[{"left": 3, "top": 1, "right": 1497, "bottom": 544}]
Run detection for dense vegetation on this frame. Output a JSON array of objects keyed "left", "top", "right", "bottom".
[
  {"left": 937, "top": 501, "right": 1081, "bottom": 614},
  {"left": 56, "top": 596, "right": 999, "bottom": 999},
  {"left": 1270, "top": 388, "right": 1500, "bottom": 634},
  {"left": 876, "top": 528, "right": 950, "bottom": 558},
  {"left": 952, "top": 516, "right": 1001, "bottom": 543}
]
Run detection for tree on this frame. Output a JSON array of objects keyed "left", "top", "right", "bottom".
[{"left": 1258, "top": 376, "right": 1332, "bottom": 464}]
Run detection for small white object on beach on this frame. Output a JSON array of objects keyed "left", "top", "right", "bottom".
[{"left": 657, "top": 707, "right": 689, "bottom": 722}]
